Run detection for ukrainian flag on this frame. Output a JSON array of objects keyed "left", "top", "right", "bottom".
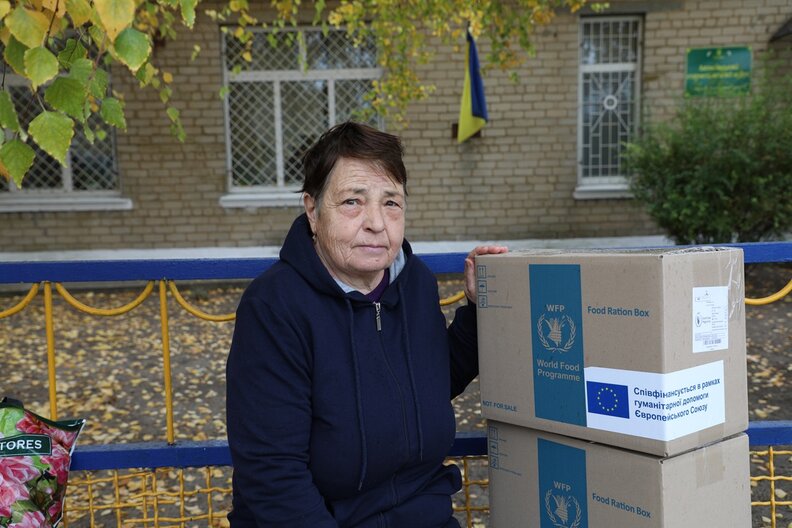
[{"left": 457, "top": 30, "right": 488, "bottom": 143}]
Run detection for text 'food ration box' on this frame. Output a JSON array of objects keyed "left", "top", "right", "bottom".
[
  {"left": 476, "top": 247, "right": 747, "bottom": 456},
  {"left": 487, "top": 421, "right": 750, "bottom": 528}
]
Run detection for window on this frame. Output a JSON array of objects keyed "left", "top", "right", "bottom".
[
  {"left": 220, "top": 27, "right": 382, "bottom": 208},
  {"left": 0, "top": 74, "right": 128, "bottom": 212},
  {"left": 576, "top": 16, "right": 642, "bottom": 199}
]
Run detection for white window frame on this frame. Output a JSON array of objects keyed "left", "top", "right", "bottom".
[
  {"left": 219, "top": 27, "right": 382, "bottom": 209},
  {"left": 575, "top": 15, "right": 642, "bottom": 200},
  {"left": 0, "top": 74, "right": 130, "bottom": 213}
]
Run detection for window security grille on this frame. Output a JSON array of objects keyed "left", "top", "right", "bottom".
[
  {"left": 578, "top": 16, "right": 641, "bottom": 186},
  {"left": 223, "top": 28, "right": 381, "bottom": 191},
  {"left": 0, "top": 80, "right": 118, "bottom": 195}
]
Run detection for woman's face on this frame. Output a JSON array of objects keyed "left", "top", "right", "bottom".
[{"left": 305, "top": 157, "right": 405, "bottom": 292}]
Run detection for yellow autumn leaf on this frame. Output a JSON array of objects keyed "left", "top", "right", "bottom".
[
  {"left": 162, "top": 71, "right": 173, "bottom": 83},
  {"left": 42, "top": 0, "right": 66, "bottom": 17},
  {"left": 94, "top": 0, "right": 135, "bottom": 42},
  {"left": 0, "top": 1, "right": 10, "bottom": 20},
  {"left": 5, "top": 6, "right": 49, "bottom": 48},
  {"left": 242, "top": 50, "right": 252, "bottom": 62}
]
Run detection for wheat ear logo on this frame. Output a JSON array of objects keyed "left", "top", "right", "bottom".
[
  {"left": 537, "top": 313, "right": 576, "bottom": 353},
  {"left": 544, "top": 489, "right": 582, "bottom": 528}
]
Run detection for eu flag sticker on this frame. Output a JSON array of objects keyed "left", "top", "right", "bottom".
[{"left": 586, "top": 381, "right": 630, "bottom": 418}]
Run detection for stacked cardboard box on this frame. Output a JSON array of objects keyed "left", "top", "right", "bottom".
[
  {"left": 475, "top": 248, "right": 750, "bottom": 527},
  {"left": 486, "top": 422, "right": 750, "bottom": 527}
]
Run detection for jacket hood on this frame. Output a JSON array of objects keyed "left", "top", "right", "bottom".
[{"left": 279, "top": 213, "right": 413, "bottom": 300}]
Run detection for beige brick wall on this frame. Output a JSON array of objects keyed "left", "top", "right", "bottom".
[{"left": 2, "top": 0, "right": 789, "bottom": 250}]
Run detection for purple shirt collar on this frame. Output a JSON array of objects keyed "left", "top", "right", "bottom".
[{"left": 364, "top": 268, "right": 390, "bottom": 302}]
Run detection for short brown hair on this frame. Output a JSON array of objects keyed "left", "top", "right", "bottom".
[{"left": 300, "top": 121, "right": 407, "bottom": 204}]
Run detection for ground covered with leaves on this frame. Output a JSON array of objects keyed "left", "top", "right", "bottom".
[{"left": 0, "top": 263, "right": 789, "bottom": 527}]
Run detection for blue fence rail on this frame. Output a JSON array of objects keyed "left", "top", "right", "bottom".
[
  {"left": 65, "top": 421, "right": 792, "bottom": 472},
  {"left": 1, "top": 241, "right": 790, "bottom": 480},
  {"left": 2, "top": 241, "right": 789, "bottom": 285}
]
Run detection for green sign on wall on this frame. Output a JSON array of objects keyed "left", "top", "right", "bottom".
[{"left": 685, "top": 47, "right": 752, "bottom": 97}]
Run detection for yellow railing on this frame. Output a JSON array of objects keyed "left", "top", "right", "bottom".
[
  {"left": 65, "top": 467, "right": 233, "bottom": 528},
  {"left": 0, "top": 249, "right": 789, "bottom": 528},
  {"left": 60, "top": 458, "right": 491, "bottom": 528},
  {"left": 51, "top": 448, "right": 792, "bottom": 528}
]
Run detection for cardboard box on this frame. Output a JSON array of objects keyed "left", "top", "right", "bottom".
[
  {"left": 487, "top": 422, "right": 751, "bottom": 528},
  {"left": 476, "top": 247, "right": 747, "bottom": 456}
]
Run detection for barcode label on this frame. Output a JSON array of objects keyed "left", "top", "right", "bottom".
[{"left": 692, "top": 286, "right": 729, "bottom": 353}]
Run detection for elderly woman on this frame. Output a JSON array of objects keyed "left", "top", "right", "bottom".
[{"left": 226, "top": 122, "right": 507, "bottom": 528}]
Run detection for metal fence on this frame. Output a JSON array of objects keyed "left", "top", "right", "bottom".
[{"left": 0, "top": 241, "right": 790, "bottom": 528}]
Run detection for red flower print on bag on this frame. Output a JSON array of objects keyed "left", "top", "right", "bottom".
[{"left": 0, "top": 398, "right": 85, "bottom": 528}]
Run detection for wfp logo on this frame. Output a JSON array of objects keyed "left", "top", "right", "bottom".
[
  {"left": 544, "top": 489, "right": 582, "bottom": 528},
  {"left": 537, "top": 305, "right": 576, "bottom": 353}
]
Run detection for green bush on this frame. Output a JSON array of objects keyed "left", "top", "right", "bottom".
[{"left": 624, "top": 69, "right": 792, "bottom": 245}]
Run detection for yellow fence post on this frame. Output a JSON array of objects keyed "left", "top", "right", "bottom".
[
  {"left": 159, "top": 280, "right": 176, "bottom": 444},
  {"left": 43, "top": 281, "right": 58, "bottom": 420},
  {"left": 769, "top": 446, "right": 777, "bottom": 528}
]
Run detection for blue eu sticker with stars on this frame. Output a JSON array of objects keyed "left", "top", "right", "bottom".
[{"left": 586, "top": 381, "right": 629, "bottom": 418}]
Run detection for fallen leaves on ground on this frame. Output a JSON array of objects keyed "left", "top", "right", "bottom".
[{"left": 0, "top": 264, "right": 788, "bottom": 527}]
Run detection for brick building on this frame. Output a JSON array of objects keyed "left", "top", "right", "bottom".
[{"left": 1, "top": 0, "right": 790, "bottom": 252}]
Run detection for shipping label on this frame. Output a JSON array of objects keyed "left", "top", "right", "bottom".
[
  {"left": 692, "top": 286, "right": 729, "bottom": 352},
  {"left": 584, "top": 361, "right": 726, "bottom": 441}
]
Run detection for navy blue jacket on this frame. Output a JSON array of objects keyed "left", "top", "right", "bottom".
[{"left": 226, "top": 214, "right": 479, "bottom": 527}]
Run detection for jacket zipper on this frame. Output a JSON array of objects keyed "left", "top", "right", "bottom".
[{"left": 373, "top": 301, "right": 411, "bottom": 460}]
